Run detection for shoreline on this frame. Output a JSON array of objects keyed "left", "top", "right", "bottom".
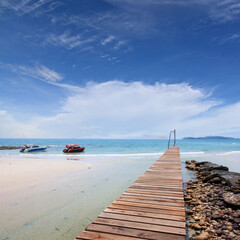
[{"left": 184, "top": 160, "right": 240, "bottom": 239}]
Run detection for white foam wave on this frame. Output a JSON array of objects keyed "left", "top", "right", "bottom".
[
  {"left": 181, "top": 151, "right": 205, "bottom": 155},
  {"left": 216, "top": 151, "right": 240, "bottom": 156}
]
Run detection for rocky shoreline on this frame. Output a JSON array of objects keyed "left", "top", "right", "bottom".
[
  {"left": 185, "top": 160, "right": 240, "bottom": 240},
  {"left": 0, "top": 146, "right": 23, "bottom": 150}
]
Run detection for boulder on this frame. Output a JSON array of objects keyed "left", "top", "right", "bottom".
[
  {"left": 223, "top": 192, "right": 240, "bottom": 207},
  {"left": 193, "top": 231, "right": 209, "bottom": 240}
]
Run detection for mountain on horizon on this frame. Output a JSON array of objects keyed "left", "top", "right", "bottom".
[{"left": 183, "top": 136, "right": 238, "bottom": 140}]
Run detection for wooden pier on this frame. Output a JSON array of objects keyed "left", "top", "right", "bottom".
[{"left": 75, "top": 146, "right": 186, "bottom": 240}]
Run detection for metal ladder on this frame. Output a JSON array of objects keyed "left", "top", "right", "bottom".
[{"left": 168, "top": 129, "right": 176, "bottom": 149}]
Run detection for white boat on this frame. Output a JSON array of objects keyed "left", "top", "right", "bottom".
[{"left": 20, "top": 144, "right": 47, "bottom": 153}]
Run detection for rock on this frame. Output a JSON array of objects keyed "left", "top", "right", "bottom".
[
  {"left": 215, "top": 229, "right": 223, "bottom": 235},
  {"left": 209, "top": 177, "right": 222, "bottom": 184},
  {"left": 187, "top": 209, "right": 193, "bottom": 214},
  {"left": 0, "top": 146, "right": 23, "bottom": 150},
  {"left": 186, "top": 164, "right": 196, "bottom": 171},
  {"left": 223, "top": 192, "right": 240, "bottom": 207},
  {"left": 191, "top": 223, "right": 202, "bottom": 230},
  {"left": 212, "top": 214, "right": 222, "bottom": 220},
  {"left": 202, "top": 170, "right": 240, "bottom": 190},
  {"left": 184, "top": 195, "right": 192, "bottom": 201},
  {"left": 197, "top": 162, "right": 229, "bottom": 172},
  {"left": 199, "top": 218, "right": 206, "bottom": 226},
  {"left": 226, "top": 225, "right": 232, "bottom": 231},
  {"left": 233, "top": 218, "right": 240, "bottom": 223},
  {"left": 193, "top": 231, "right": 209, "bottom": 240}
]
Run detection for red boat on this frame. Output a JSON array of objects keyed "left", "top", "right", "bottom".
[{"left": 63, "top": 144, "right": 85, "bottom": 153}]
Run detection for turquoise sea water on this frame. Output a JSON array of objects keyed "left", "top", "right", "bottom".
[
  {"left": 1, "top": 138, "right": 240, "bottom": 156},
  {"left": 0, "top": 138, "right": 240, "bottom": 240}
]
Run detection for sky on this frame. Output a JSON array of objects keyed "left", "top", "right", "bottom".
[{"left": 0, "top": 0, "right": 240, "bottom": 139}]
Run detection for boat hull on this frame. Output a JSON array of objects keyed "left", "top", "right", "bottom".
[
  {"left": 21, "top": 147, "right": 47, "bottom": 153},
  {"left": 63, "top": 147, "right": 85, "bottom": 153}
]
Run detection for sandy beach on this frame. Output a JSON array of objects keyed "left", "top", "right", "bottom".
[
  {"left": 0, "top": 157, "right": 91, "bottom": 192},
  {"left": 0, "top": 156, "right": 92, "bottom": 240}
]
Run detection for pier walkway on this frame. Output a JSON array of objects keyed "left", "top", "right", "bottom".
[{"left": 75, "top": 146, "right": 186, "bottom": 240}]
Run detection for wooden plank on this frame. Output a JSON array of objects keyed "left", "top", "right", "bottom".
[
  {"left": 118, "top": 197, "right": 185, "bottom": 207},
  {"left": 119, "top": 194, "right": 184, "bottom": 205},
  {"left": 92, "top": 218, "right": 186, "bottom": 235},
  {"left": 123, "top": 192, "right": 184, "bottom": 200},
  {"left": 98, "top": 212, "right": 185, "bottom": 228},
  {"left": 104, "top": 208, "right": 185, "bottom": 222},
  {"left": 129, "top": 186, "right": 183, "bottom": 194},
  {"left": 86, "top": 224, "right": 185, "bottom": 240},
  {"left": 126, "top": 189, "right": 184, "bottom": 197},
  {"left": 112, "top": 200, "right": 185, "bottom": 211},
  {"left": 108, "top": 204, "right": 185, "bottom": 216}
]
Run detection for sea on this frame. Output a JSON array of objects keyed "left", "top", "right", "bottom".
[{"left": 0, "top": 138, "right": 240, "bottom": 240}]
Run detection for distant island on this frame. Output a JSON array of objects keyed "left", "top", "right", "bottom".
[{"left": 183, "top": 136, "right": 239, "bottom": 140}]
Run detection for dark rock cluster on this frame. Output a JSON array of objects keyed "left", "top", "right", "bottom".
[
  {"left": 0, "top": 146, "right": 23, "bottom": 150},
  {"left": 185, "top": 160, "right": 240, "bottom": 240}
]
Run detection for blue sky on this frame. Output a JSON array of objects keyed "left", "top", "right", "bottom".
[{"left": 0, "top": 0, "right": 240, "bottom": 138}]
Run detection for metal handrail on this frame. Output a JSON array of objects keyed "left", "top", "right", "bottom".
[{"left": 168, "top": 129, "right": 176, "bottom": 149}]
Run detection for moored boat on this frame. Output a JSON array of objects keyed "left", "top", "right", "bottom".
[
  {"left": 20, "top": 144, "right": 47, "bottom": 153},
  {"left": 63, "top": 144, "right": 85, "bottom": 153}
]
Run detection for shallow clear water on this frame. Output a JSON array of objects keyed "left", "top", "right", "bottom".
[
  {"left": 1, "top": 138, "right": 240, "bottom": 156},
  {"left": 0, "top": 138, "right": 240, "bottom": 240}
]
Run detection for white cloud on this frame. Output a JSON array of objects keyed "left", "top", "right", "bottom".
[
  {"left": 0, "top": 110, "right": 40, "bottom": 138},
  {"left": 3, "top": 80, "right": 239, "bottom": 139}
]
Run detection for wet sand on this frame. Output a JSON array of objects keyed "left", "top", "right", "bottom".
[{"left": 0, "top": 157, "right": 91, "bottom": 192}]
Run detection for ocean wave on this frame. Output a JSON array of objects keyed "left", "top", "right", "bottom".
[
  {"left": 216, "top": 151, "right": 240, "bottom": 156},
  {"left": 18, "top": 152, "right": 165, "bottom": 157},
  {"left": 17, "top": 151, "right": 207, "bottom": 158},
  {"left": 181, "top": 151, "right": 205, "bottom": 155}
]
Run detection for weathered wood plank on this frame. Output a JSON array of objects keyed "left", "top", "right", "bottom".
[
  {"left": 119, "top": 194, "right": 184, "bottom": 204},
  {"left": 92, "top": 218, "right": 186, "bottom": 235},
  {"left": 98, "top": 212, "right": 185, "bottom": 228},
  {"left": 86, "top": 224, "right": 185, "bottom": 240},
  {"left": 103, "top": 207, "right": 185, "bottom": 221},
  {"left": 108, "top": 203, "right": 185, "bottom": 216},
  {"left": 112, "top": 200, "right": 185, "bottom": 211},
  {"left": 118, "top": 197, "right": 185, "bottom": 207}
]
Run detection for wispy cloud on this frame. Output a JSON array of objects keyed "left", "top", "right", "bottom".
[
  {"left": 219, "top": 33, "right": 240, "bottom": 44},
  {"left": 0, "top": 0, "right": 62, "bottom": 16},
  {"left": 45, "top": 31, "right": 96, "bottom": 51},
  {"left": 101, "top": 35, "right": 116, "bottom": 46},
  {"left": 100, "top": 54, "right": 121, "bottom": 63},
  {"left": 106, "top": 0, "right": 240, "bottom": 24},
  {"left": 2, "top": 64, "right": 63, "bottom": 83},
  {"left": 210, "top": 0, "right": 240, "bottom": 23},
  {"left": 0, "top": 63, "right": 63, "bottom": 83},
  {"left": 0, "top": 61, "right": 84, "bottom": 91}
]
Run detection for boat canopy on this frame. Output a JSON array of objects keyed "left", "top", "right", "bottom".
[{"left": 66, "top": 144, "right": 80, "bottom": 148}]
